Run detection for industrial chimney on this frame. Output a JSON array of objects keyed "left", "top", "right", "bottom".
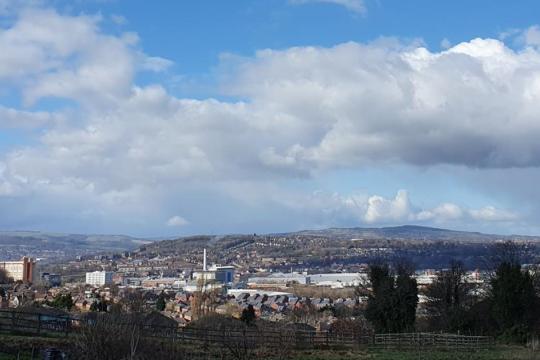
[{"left": 203, "top": 248, "right": 207, "bottom": 272}]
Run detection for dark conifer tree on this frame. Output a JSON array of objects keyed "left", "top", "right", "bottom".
[
  {"left": 156, "top": 293, "right": 166, "bottom": 311},
  {"left": 490, "top": 261, "right": 537, "bottom": 337},
  {"left": 366, "top": 262, "right": 418, "bottom": 333},
  {"left": 240, "top": 304, "right": 256, "bottom": 325}
]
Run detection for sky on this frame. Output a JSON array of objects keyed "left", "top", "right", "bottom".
[{"left": 1, "top": 0, "right": 540, "bottom": 237}]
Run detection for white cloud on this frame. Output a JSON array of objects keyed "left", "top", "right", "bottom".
[
  {"left": 522, "top": 25, "right": 540, "bottom": 47},
  {"left": 166, "top": 215, "right": 189, "bottom": 227},
  {"left": 284, "top": 189, "right": 517, "bottom": 226},
  {"left": 469, "top": 206, "right": 517, "bottom": 222},
  {"left": 0, "top": 7, "right": 532, "bottom": 233},
  {"left": 140, "top": 56, "right": 173, "bottom": 72},
  {"left": 364, "top": 190, "right": 411, "bottom": 223},
  {"left": 0, "top": 106, "right": 62, "bottom": 128},
  {"left": 416, "top": 203, "right": 463, "bottom": 222},
  {"left": 499, "top": 26, "right": 540, "bottom": 48},
  {"left": 290, "top": 0, "right": 366, "bottom": 15},
  {"left": 224, "top": 38, "right": 540, "bottom": 170},
  {"left": 440, "top": 38, "right": 451, "bottom": 49},
  {"left": 0, "top": 9, "right": 169, "bottom": 108}
]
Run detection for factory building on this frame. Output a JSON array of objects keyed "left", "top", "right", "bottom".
[{"left": 0, "top": 257, "right": 36, "bottom": 283}]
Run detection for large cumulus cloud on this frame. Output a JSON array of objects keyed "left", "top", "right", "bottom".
[
  {"left": 0, "top": 7, "right": 532, "bottom": 234},
  {"left": 226, "top": 38, "right": 540, "bottom": 170}
]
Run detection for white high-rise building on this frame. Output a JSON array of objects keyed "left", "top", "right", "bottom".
[{"left": 85, "top": 271, "right": 114, "bottom": 286}]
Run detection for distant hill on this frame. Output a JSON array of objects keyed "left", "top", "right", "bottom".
[
  {"left": 3, "top": 225, "right": 539, "bottom": 265},
  {"left": 287, "top": 225, "right": 538, "bottom": 242},
  {"left": 131, "top": 225, "right": 540, "bottom": 270},
  {"left": 0, "top": 231, "right": 150, "bottom": 261},
  {"left": 141, "top": 225, "right": 540, "bottom": 253}
]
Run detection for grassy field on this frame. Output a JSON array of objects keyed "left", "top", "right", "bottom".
[
  {"left": 0, "top": 333, "right": 69, "bottom": 360},
  {"left": 2, "top": 349, "right": 533, "bottom": 360},
  {"left": 1, "top": 332, "right": 539, "bottom": 360},
  {"left": 292, "top": 347, "right": 540, "bottom": 360}
]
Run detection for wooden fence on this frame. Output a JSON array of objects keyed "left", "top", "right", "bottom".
[{"left": 0, "top": 309, "right": 494, "bottom": 352}]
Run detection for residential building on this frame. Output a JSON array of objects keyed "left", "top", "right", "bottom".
[
  {"left": 85, "top": 271, "right": 114, "bottom": 286},
  {"left": 41, "top": 273, "right": 62, "bottom": 287}
]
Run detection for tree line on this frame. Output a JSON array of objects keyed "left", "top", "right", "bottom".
[{"left": 365, "top": 241, "right": 540, "bottom": 343}]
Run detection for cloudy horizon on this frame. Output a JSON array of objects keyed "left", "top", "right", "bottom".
[{"left": 1, "top": 1, "right": 540, "bottom": 237}]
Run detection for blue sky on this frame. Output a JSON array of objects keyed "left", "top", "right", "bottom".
[{"left": 1, "top": 0, "right": 540, "bottom": 237}]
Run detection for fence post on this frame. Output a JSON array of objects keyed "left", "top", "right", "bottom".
[
  {"left": 37, "top": 314, "right": 41, "bottom": 336},
  {"left": 326, "top": 331, "right": 329, "bottom": 348}
]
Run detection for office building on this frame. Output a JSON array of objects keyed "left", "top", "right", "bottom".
[{"left": 85, "top": 271, "right": 114, "bottom": 286}]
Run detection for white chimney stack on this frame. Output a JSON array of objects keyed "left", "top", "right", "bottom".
[{"left": 203, "top": 248, "right": 207, "bottom": 271}]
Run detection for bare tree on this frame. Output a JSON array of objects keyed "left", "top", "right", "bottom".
[
  {"left": 424, "top": 260, "right": 475, "bottom": 332},
  {"left": 0, "top": 268, "right": 13, "bottom": 284},
  {"left": 73, "top": 313, "right": 188, "bottom": 360},
  {"left": 288, "top": 301, "right": 320, "bottom": 326},
  {"left": 191, "top": 278, "right": 221, "bottom": 320},
  {"left": 120, "top": 288, "right": 146, "bottom": 313}
]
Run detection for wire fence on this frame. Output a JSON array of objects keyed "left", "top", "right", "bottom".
[{"left": 0, "top": 309, "right": 494, "bottom": 352}]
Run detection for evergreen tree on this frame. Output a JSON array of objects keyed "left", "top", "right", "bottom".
[
  {"left": 490, "top": 261, "right": 537, "bottom": 337},
  {"left": 50, "top": 293, "right": 73, "bottom": 310},
  {"left": 240, "top": 304, "right": 256, "bottom": 325},
  {"left": 395, "top": 264, "right": 418, "bottom": 332},
  {"left": 366, "top": 264, "right": 394, "bottom": 332},
  {"left": 156, "top": 293, "right": 166, "bottom": 311}
]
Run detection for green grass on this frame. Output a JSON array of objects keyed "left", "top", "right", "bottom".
[
  {"left": 0, "top": 334, "right": 69, "bottom": 360},
  {"left": 0, "top": 352, "right": 34, "bottom": 360},
  {"left": 1, "top": 332, "right": 539, "bottom": 360},
  {"left": 291, "top": 347, "right": 540, "bottom": 360}
]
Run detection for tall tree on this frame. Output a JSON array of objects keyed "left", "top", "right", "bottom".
[
  {"left": 156, "top": 293, "right": 166, "bottom": 311},
  {"left": 366, "top": 262, "right": 418, "bottom": 333},
  {"left": 490, "top": 260, "right": 537, "bottom": 337},
  {"left": 51, "top": 293, "right": 74, "bottom": 310},
  {"left": 0, "top": 268, "right": 13, "bottom": 284},
  {"left": 394, "top": 263, "right": 418, "bottom": 332},
  {"left": 424, "top": 260, "right": 473, "bottom": 332},
  {"left": 240, "top": 304, "right": 256, "bottom": 325},
  {"left": 365, "top": 264, "right": 393, "bottom": 332}
]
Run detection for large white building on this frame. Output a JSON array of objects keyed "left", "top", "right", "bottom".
[
  {"left": 247, "top": 272, "right": 310, "bottom": 288},
  {"left": 193, "top": 265, "right": 235, "bottom": 284},
  {"left": 247, "top": 272, "right": 369, "bottom": 289},
  {"left": 85, "top": 271, "right": 114, "bottom": 286},
  {"left": 309, "top": 273, "right": 368, "bottom": 288},
  {"left": 0, "top": 257, "right": 36, "bottom": 283}
]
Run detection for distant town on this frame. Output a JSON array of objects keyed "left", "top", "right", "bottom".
[
  {"left": 1, "top": 225, "right": 540, "bottom": 359},
  {"left": 0, "top": 226, "right": 537, "bottom": 327}
]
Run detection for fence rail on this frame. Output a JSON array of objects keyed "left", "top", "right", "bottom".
[{"left": 0, "top": 309, "right": 494, "bottom": 351}]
